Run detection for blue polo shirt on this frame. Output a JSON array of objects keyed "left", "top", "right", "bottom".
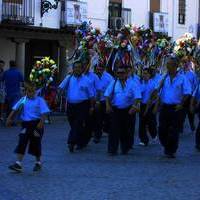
[
  {"left": 96, "top": 72, "right": 114, "bottom": 101},
  {"left": 59, "top": 74, "right": 95, "bottom": 104},
  {"left": 13, "top": 96, "right": 50, "bottom": 121},
  {"left": 180, "top": 70, "right": 198, "bottom": 93},
  {"left": 2, "top": 67, "right": 23, "bottom": 96},
  {"left": 160, "top": 74, "right": 192, "bottom": 105},
  {"left": 141, "top": 79, "right": 157, "bottom": 104},
  {"left": 104, "top": 79, "right": 141, "bottom": 109}
]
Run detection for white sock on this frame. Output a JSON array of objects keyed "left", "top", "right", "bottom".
[{"left": 16, "top": 161, "right": 22, "bottom": 166}]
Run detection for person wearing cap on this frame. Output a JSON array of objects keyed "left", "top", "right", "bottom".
[
  {"left": 158, "top": 57, "right": 192, "bottom": 158},
  {"left": 7, "top": 82, "right": 50, "bottom": 172},
  {"left": 105, "top": 65, "right": 141, "bottom": 155},
  {"left": 139, "top": 68, "right": 158, "bottom": 146},
  {"left": 179, "top": 57, "right": 198, "bottom": 133},
  {"left": 93, "top": 61, "right": 114, "bottom": 143},
  {"left": 58, "top": 60, "right": 95, "bottom": 152}
]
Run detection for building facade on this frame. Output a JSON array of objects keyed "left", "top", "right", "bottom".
[{"left": 0, "top": 0, "right": 199, "bottom": 80}]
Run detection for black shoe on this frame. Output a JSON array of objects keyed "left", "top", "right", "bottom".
[
  {"left": 8, "top": 163, "right": 22, "bottom": 172},
  {"left": 33, "top": 163, "right": 42, "bottom": 172},
  {"left": 68, "top": 144, "right": 74, "bottom": 153},
  {"left": 108, "top": 152, "right": 117, "bottom": 156},
  {"left": 93, "top": 139, "right": 100, "bottom": 144},
  {"left": 76, "top": 145, "right": 84, "bottom": 150},
  {"left": 191, "top": 125, "right": 195, "bottom": 132},
  {"left": 164, "top": 151, "right": 176, "bottom": 158},
  {"left": 195, "top": 146, "right": 200, "bottom": 151},
  {"left": 121, "top": 151, "right": 128, "bottom": 155}
]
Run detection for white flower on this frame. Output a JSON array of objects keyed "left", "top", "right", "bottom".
[
  {"left": 38, "top": 71, "right": 42, "bottom": 74},
  {"left": 187, "top": 47, "right": 192, "bottom": 53},
  {"left": 31, "top": 69, "right": 35, "bottom": 73},
  {"left": 49, "top": 77, "right": 53, "bottom": 82}
]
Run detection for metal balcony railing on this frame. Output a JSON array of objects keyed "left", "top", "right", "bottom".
[{"left": 2, "top": 0, "right": 35, "bottom": 25}]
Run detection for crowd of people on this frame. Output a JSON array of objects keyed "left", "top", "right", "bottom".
[{"left": 1, "top": 53, "right": 200, "bottom": 173}]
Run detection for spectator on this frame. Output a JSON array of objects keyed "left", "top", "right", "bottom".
[{"left": 3, "top": 60, "right": 24, "bottom": 117}]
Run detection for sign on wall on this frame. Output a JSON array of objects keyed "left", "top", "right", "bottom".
[
  {"left": 65, "top": 0, "right": 87, "bottom": 25},
  {"left": 153, "top": 12, "right": 168, "bottom": 34}
]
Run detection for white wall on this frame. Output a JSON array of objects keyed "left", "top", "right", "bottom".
[
  {"left": 0, "top": 38, "right": 15, "bottom": 70},
  {"left": 34, "top": 0, "right": 61, "bottom": 29},
  {"left": 123, "top": 0, "right": 150, "bottom": 27},
  {"left": 87, "top": 0, "right": 109, "bottom": 32},
  {"left": 161, "top": 0, "right": 199, "bottom": 40}
]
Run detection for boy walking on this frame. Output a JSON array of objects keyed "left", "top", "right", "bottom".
[{"left": 7, "top": 82, "right": 50, "bottom": 172}]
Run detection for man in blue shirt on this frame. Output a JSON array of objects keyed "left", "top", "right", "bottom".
[
  {"left": 58, "top": 60, "right": 95, "bottom": 152},
  {"left": 139, "top": 68, "right": 158, "bottom": 146},
  {"left": 105, "top": 65, "right": 141, "bottom": 155},
  {"left": 158, "top": 57, "right": 191, "bottom": 158},
  {"left": 179, "top": 58, "right": 198, "bottom": 132},
  {"left": 6, "top": 82, "right": 50, "bottom": 172},
  {"left": 3, "top": 60, "right": 24, "bottom": 117},
  {"left": 93, "top": 61, "right": 114, "bottom": 143}
]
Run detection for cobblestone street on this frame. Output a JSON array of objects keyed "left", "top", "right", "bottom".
[{"left": 0, "top": 116, "right": 200, "bottom": 200}]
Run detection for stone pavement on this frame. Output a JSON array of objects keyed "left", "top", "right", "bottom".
[{"left": 0, "top": 116, "right": 200, "bottom": 200}]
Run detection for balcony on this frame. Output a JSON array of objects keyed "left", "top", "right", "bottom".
[{"left": 2, "top": 0, "right": 35, "bottom": 25}]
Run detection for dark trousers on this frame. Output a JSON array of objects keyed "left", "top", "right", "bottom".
[
  {"left": 158, "top": 104, "right": 182, "bottom": 154},
  {"left": 67, "top": 101, "right": 90, "bottom": 147},
  {"left": 108, "top": 106, "right": 134, "bottom": 154},
  {"left": 14, "top": 120, "right": 44, "bottom": 157},
  {"left": 180, "top": 96, "right": 195, "bottom": 132},
  {"left": 139, "top": 103, "right": 157, "bottom": 145},
  {"left": 195, "top": 112, "right": 200, "bottom": 148},
  {"left": 93, "top": 101, "right": 111, "bottom": 141}
]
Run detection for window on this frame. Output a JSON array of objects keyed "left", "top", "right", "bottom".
[
  {"left": 178, "top": 0, "right": 186, "bottom": 24},
  {"left": 3, "top": 0, "right": 22, "bottom": 3},
  {"left": 122, "top": 8, "right": 131, "bottom": 25}
]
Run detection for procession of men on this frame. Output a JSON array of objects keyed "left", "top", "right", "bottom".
[{"left": 1, "top": 24, "right": 200, "bottom": 173}]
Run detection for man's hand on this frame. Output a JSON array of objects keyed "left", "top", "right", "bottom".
[
  {"left": 6, "top": 118, "right": 13, "bottom": 127},
  {"left": 175, "top": 104, "right": 183, "bottom": 112},
  {"left": 37, "top": 121, "right": 44, "bottom": 130},
  {"left": 129, "top": 105, "right": 140, "bottom": 115},
  {"left": 106, "top": 105, "right": 113, "bottom": 114},
  {"left": 89, "top": 107, "right": 95, "bottom": 115}
]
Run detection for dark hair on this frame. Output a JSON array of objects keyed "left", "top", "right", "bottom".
[
  {"left": 0, "top": 60, "right": 5, "bottom": 64},
  {"left": 166, "top": 56, "right": 180, "bottom": 68},
  {"left": 9, "top": 60, "right": 16, "bottom": 67}
]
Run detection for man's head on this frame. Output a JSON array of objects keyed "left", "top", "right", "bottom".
[
  {"left": 166, "top": 56, "right": 179, "bottom": 75},
  {"left": 95, "top": 61, "right": 105, "bottom": 75},
  {"left": 149, "top": 65, "right": 157, "bottom": 77},
  {"left": 181, "top": 56, "right": 192, "bottom": 71},
  {"left": 9, "top": 60, "right": 16, "bottom": 68},
  {"left": 24, "top": 82, "right": 36, "bottom": 98},
  {"left": 115, "top": 66, "right": 128, "bottom": 81},
  {"left": 142, "top": 68, "right": 151, "bottom": 81},
  {"left": 0, "top": 60, "right": 5, "bottom": 70},
  {"left": 73, "top": 61, "right": 83, "bottom": 77}
]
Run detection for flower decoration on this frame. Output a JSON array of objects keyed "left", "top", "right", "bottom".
[
  {"left": 174, "top": 33, "right": 198, "bottom": 58},
  {"left": 29, "top": 57, "right": 57, "bottom": 89}
]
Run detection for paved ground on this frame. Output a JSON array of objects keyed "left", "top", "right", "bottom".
[{"left": 0, "top": 116, "right": 200, "bottom": 200}]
